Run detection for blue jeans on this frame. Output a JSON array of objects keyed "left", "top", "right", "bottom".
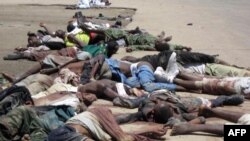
[{"left": 126, "top": 65, "right": 176, "bottom": 92}]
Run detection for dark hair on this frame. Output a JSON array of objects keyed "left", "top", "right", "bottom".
[
  {"left": 153, "top": 102, "right": 173, "bottom": 123},
  {"left": 106, "top": 41, "right": 119, "bottom": 57},
  {"left": 67, "top": 24, "right": 76, "bottom": 32},
  {"left": 155, "top": 41, "right": 170, "bottom": 51},
  {"left": 27, "top": 32, "right": 37, "bottom": 37},
  {"left": 37, "top": 30, "right": 48, "bottom": 36}
]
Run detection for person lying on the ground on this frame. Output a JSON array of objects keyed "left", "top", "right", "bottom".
[
  {"left": 76, "top": 14, "right": 191, "bottom": 52},
  {"left": 78, "top": 79, "right": 147, "bottom": 101},
  {"left": 1, "top": 39, "right": 119, "bottom": 83},
  {"left": 3, "top": 31, "right": 65, "bottom": 60},
  {"left": 40, "top": 22, "right": 90, "bottom": 47},
  {"left": 0, "top": 74, "right": 99, "bottom": 115},
  {"left": 81, "top": 55, "right": 188, "bottom": 92},
  {"left": 3, "top": 34, "right": 118, "bottom": 61},
  {"left": 25, "top": 30, "right": 65, "bottom": 50},
  {"left": 1, "top": 71, "right": 77, "bottom": 96},
  {"left": 3, "top": 46, "right": 78, "bottom": 61},
  {"left": 67, "top": 33, "right": 119, "bottom": 58},
  {"left": 45, "top": 107, "right": 166, "bottom": 141},
  {"left": 0, "top": 105, "right": 75, "bottom": 141},
  {"left": 115, "top": 92, "right": 243, "bottom": 126},
  {"left": 70, "top": 11, "right": 123, "bottom": 44},
  {"left": 121, "top": 50, "right": 250, "bottom": 78},
  {"left": 171, "top": 106, "right": 250, "bottom": 136},
  {"left": 173, "top": 71, "right": 250, "bottom": 99}
]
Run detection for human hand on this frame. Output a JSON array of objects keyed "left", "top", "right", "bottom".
[
  {"left": 39, "top": 22, "right": 46, "bottom": 27},
  {"left": 21, "top": 134, "right": 31, "bottom": 141}
]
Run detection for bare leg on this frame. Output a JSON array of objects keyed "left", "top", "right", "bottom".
[
  {"left": 115, "top": 112, "right": 142, "bottom": 124},
  {"left": 171, "top": 124, "right": 224, "bottom": 136},
  {"left": 175, "top": 85, "right": 189, "bottom": 91},
  {"left": 173, "top": 78, "right": 200, "bottom": 90},
  {"left": 134, "top": 124, "right": 167, "bottom": 138},
  {"left": 198, "top": 107, "right": 244, "bottom": 123},
  {"left": 13, "top": 63, "right": 42, "bottom": 84},
  {"left": 214, "top": 58, "right": 232, "bottom": 66},
  {"left": 1, "top": 72, "right": 15, "bottom": 82},
  {"left": 121, "top": 56, "right": 139, "bottom": 63},
  {"left": 188, "top": 117, "right": 206, "bottom": 124},
  {"left": 40, "top": 58, "right": 79, "bottom": 74},
  {"left": 177, "top": 71, "right": 204, "bottom": 81},
  {"left": 78, "top": 81, "right": 118, "bottom": 100}
]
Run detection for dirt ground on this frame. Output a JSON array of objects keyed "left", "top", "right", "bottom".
[{"left": 0, "top": 0, "right": 250, "bottom": 141}]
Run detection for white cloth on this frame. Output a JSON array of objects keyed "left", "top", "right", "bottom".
[
  {"left": 84, "top": 22, "right": 110, "bottom": 30},
  {"left": 54, "top": 68, "right": 79, "bottom": 84},
  {"left": 32, "top": 83, "right": 78, "bottom": 99},
  {"left": 238, "top": 114, "right": 250, "bottom": 125},
  {"left": 233, "top": 77, "right": 250, "bottom": 95},
  {"left": 51, "top": 94, "right": 80, "bottom": 111},
  {"left": 77, "top": 0, "right": 90, "bottom": 8},
  {"left": 67, "top": 111, "right": 112, "bottom": 141},
  {"left": 198, "top": 97, "right": 212, "bottom": 107},
  {"left": 130, "top": 63, "right": 139, "bottom": 76},
  {"left": 41, "top": 35, "right": 64, "bottom": 43},
  {"left": 154, "top": 52, "right": 179, "bottom": 83},
  {"left": 76, "top": 51, "right": 92, "bottom": 60},
  {"left": 77, "top": 0, "right": 106, "bottom": 8},
  {"left": 67, "top": 27, "right": 83, "bottom": 35},
  {"left": 182, "top": 63, "right": 206, "bottom": 74}
]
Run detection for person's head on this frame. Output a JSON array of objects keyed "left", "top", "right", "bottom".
[
  {"left": 67, "top": 23, "right": 76, "bottom": 33},
  {"left": 27, "top": 32, "right": 40, "bottom": 47},
  {"left": 106, "top": 41, "right": 119, "bottom": 57},
  {"left": 149, "top": 102, "right": 174, "bottom": 123},
  {"left": 55, "top": 29, "right": 66, "bottom": 39},
  {"left": 154, "top": 40, "right": 170, "bottom": 52}
]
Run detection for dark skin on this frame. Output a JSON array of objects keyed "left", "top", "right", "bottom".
[
  {"left": 121, "top": 52, "right": 250, "bottom": 71},
  {"left": 171, "top": 106, "right": 248, "bottom": 136},
  {"left": 173, "top": 72, "right": 250, "bottom": 99},
  {"left": 116, "top": 100, "right": 203, "bottom": 126},
  {"left": 78, "top": 79, "right": 120, "bottom": 100},
  {"left": 78, "top": 79, "right": 144, "bottom": 101}
]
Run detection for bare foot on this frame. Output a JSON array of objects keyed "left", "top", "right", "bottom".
[
  {"left": 198, "top": 106, "right": 213, "bottom": 118},
  {"left": 21, "top": 134, "right": 31, "bottom": 141},
  {"left": 164, "top": 36, "right": 172, "bottom": 42},
  {"left": 184, "top": 47, "right": 192, "bottom": 52},
  {"left": 188, "top": 116, "right": 206, "bottom": 124},
  {"left": 171, "top": 124, "right": 190, "bottom": 136},
  {"left": 1, "top": 72, "right": 15, "bottom": 82},
  {"left": 157, "top": 31, "right": 165, "bottom": 40},
  {"left": 126, "top": 47, "right": 133, "bottom": 52},
  {"left": 145, "top": 125, "right": 168, "bottom": 138}
]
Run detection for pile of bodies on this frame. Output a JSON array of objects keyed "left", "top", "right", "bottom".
[{"left": 1, "top": 11, "right": 250, "bottom": 141}]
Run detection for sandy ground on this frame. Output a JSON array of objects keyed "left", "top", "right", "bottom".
[{"left": 0, "top": 0, "right": 250, "bottom": 141}]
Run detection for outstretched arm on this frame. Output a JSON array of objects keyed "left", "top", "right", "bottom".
[
  {"left": 121, "top": 56, "right": 140, "bottom": 63},
  {"left": 67, "top": 34, "right": 87, "bottom": 48},
  {"left": 115, "top": 112, "right": 143, "bottom": 124},
  {"left": 90, "top": 54, "right": 106, "bottom": 79},
  {"left": 78, "top": 24, "right": 105, "bottom": 35},
  {"left": 39, "top": 22, "right": 56, "bottom": 37}
]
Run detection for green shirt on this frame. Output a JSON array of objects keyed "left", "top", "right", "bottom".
[
  {"left": 82, "top": 44, "right": 107, "bottom": 57},
  {"left": 126, "top": 33, "right": 157, "bottom": 51}
]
